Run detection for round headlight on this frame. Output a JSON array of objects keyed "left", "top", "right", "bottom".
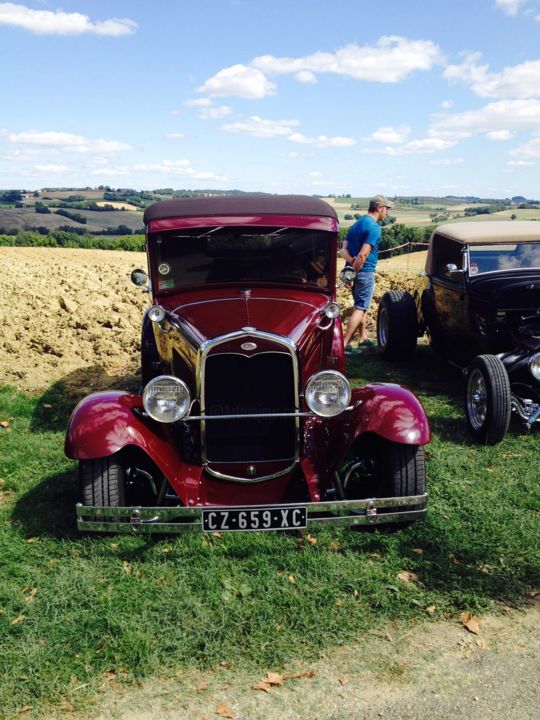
[
  {"left": 143, "top": 376, "right": 191, "bottom": 423},
  {"left": 148, "top": 305, "right": 166, "bottom": 323},
  {"left": 305, "top": 371, "right": 351, "bottom": 417},
  {"left": 323, "top": 302, "right": 340, "bottom": 319},
  {"left": 529, "top": 352, "right": 540, "bottom": 381}
]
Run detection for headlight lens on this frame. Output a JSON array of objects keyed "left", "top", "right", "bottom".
[
  {"left": 323, "top": 302, "right": 340, "bottom": 319},
  {"left": 148, "top": 305, "right": 166, "bottom": 323},
  {"left": 305, "top": 371, "right": 351, "bottom": 417},
  {"left": 529, "top": 352, "right": 540, "bottom": 381},
  {"left": 143, "top": 376, "right": 191, "bottom": 422}
]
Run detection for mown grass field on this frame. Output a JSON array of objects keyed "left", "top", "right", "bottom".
[{"left": 1, "top": 346, "right": 538, "bottom": 718}]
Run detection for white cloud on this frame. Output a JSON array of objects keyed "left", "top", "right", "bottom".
[
  {"left": 494, "top": 0, "right": 525, "bottom": 16},
  {"left": 507, "top": 159, "right": 535, "bottom": 166},
  {"left": 288, "top": 133, "right": 356, "bottom": 148},
  {"left": 221, "top": 115, "right": 299, "bottom": 138},
  {"left": 430, "top": 99, "right": 540, "bottom": 139},
  {"left": 129, "top": 159, "right": 227, "bottom": 181},
  {"left": 430, "top": 157, "right": 464, "bottom": 165},
  {"left": 184, "top": 98, "right": 212, "bottom": 107},
  {"left": 295, "top": 70, "right": 317, "bottom": 84},
  {"left": 444, "top": 53, "right": 540, "bottom": 99},
  {"left": 252, "top": 36, "right": 443, "bottom": 83},
  {"left": 486, "top": 130, "right": 514, "bottom": 140},
  {"left": 166, "top": 133, "right": 185, "bottom": 140},
  {"left": 362, "top": 137, "right": 456, "bottom": 155},
  {"left": 511, "top": 136, "right": 540, "bottom": 159},
  {"left": 288, "top": 152, "right": 299, "bottom": 158},
  {"left": 370, "top": 125, "right": 411, "bottom": 144},
  {"left": 7, "top": 129, "right": 132, "bottom": 153},
  {"left": 441, "top": 100, "right": 454, "bottom": 109},
  {"left": 309, "top": 171, "right": 323, "bottom": 177},
  {"left": 198, "top": 64, "right": 276, "bottom": 98},
  {"left": 0, "top": 2, "right": 137, "bottom": 36},
  {"left": 200, "top": 105, "right": 233, "bottom": 120},
  {"left": 35, "top": 163, "right": 68, "bottom": 173}
]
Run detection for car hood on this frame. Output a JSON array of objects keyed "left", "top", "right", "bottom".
[{"left": 168, "top": 288, "right": 329, "bottom": 347}]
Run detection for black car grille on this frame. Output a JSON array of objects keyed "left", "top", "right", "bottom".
[{"left": 203, "top": 352, "right": 296, "bottom": 463}]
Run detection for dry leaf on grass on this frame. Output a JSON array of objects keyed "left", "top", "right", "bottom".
[
  {"left": 286, "top": 670, "right": 316, "bottom": 680},
  {"left": 253, "top": 671, "right": 284, "bottom": 692},
  {"left": 461, "top": 612, "right": 481, "bottom": 635},
  {"left": 10, "top": 615, "right": 26, "bottom": 625},
  {"left": 216, "top": 702, "right": 234, "bottom": 718},
  {"left": 195, "top": 681, "right": 209, "bottom": 692},
  {"left": 306, "top": 534, "right": 317, "bottom": 545},
  {"left": 426, "top": 605, "right": 436, "bottom": 616},
  {"left": 0, "top": 420, "right": 9, "bottom": 428},
  {"left": 397, "top": 571, "right": 418, "bottom": 584},
  {"left": 23, "top": 588, "right": 38, "bottom": 604},
  {"left": 17, "top": 706, "right": 32, "bottom": 714},
  {"left": 288, "top": 575, "right": 296, "bottom": 584},
  {"left": 338, "top": 675, "right": 349, "bottom": 686},
  {"left": 122, "top": 561, "right": 132, "bottom": 574}
]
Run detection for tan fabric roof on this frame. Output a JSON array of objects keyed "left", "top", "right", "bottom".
[{"left": 433, "top": 221, "right": 540, "bottom": 244}]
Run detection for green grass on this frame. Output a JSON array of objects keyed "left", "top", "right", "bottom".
[{"left": 0, "top": 349, "right": 539, "bottom": 718}]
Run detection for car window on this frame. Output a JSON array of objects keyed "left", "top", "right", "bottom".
[
  {"left": 468, "top": 242, "right": 540, "bottom": 275},
  {"left": 151, "top": 226, "right": 334, "bottom": 291}
]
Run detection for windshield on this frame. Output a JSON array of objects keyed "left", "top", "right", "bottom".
[
  {"left": 151, "top": 226, "right": 334, "bottom": 291},
  {"left": 468, "top": 241, "right": 540, "bottom": 275}
]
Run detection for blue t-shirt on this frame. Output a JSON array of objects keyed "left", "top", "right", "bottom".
[{"left": 345, "top": 215, "right": 381, "bottom": 273}]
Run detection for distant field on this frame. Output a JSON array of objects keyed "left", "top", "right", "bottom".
[{"left": 0, "top": 206, "right": 144, "bottom": 233}]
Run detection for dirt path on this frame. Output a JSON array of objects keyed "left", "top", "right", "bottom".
[{"left": 67, "top": 604, "right": 538, "bottom": 720}]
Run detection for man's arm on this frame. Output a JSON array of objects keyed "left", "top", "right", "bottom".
[
  {"left": 352, "top": 242, "right": 372, "bottom": 272},
  {"left": 339, "top": 239, "right": 356, "bottom": 265}
]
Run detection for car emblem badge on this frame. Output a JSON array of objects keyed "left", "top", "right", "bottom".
[
  {"left": 241, "top": 342, "right": 257, "bottom": 351},
  {"left": 246, "top": 465, "right": 257, "bottom": 477},
  {"left": 158, "top": 263, "right": 171, "bottom": 275}
]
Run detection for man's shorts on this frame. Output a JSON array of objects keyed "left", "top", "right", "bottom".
[{"left": 352, "top": 271, "right": 375, "bottom": 311}]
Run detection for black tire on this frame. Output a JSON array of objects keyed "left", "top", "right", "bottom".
[
  {"left": 80, "top": 455, "right": 126, "bottom": 507},
  {"left": 377, "top": 291, "right": 418, "bottom": 360},
  {"left": 343, "top": 436, "right": 426, "bottom": 500},
  {"left": 465, "top": 354, "right": 511, "bottom": 444}
]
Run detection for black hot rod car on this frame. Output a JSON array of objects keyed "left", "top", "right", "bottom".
[{"left": 377, "top": 221, "right": 540, "bottom": 444}]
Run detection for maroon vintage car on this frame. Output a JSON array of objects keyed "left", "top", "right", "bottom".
[{"left": 65, "top": 195, "right": 430, "bottom": 533}]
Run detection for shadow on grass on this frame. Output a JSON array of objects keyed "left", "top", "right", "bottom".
[
  {"left": 31, "top": 365, "right": 141, "bottom": 433},
  {"left": 11, "top": 469, "right": 79, "bottom": 538},
  {"left": 348, "top": 519, "right": 539, "bottom": 606}
]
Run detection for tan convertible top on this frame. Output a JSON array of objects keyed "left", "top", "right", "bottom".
[
  {"left": 433, "top": 220, "right": 540, "bottom": 244},
  {"left": 426, "top": 221, "right": 540, "bottom": 275}
]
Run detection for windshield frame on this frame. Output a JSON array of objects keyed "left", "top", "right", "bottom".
[{"left": 148, "top": 225, "right": 337, "bottom": 295}]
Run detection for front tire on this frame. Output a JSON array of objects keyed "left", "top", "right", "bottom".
[
  {"left": 343, "top": 436, "right": 426, "bottom": 500},
  {"left": 465, "top": 355, "right": 511, "bottom": 444},
  {"left": 80, "top": 455, "right": 126, "bottom": 507},
  {"left": 377, "top": 291, "right": 418, "bottom": 360}
]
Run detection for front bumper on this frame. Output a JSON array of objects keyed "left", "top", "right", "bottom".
[{"left": 76, "top": 493, "right": 428, "bottom": 533}]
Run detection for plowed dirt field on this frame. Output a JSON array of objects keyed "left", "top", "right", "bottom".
[{"left": 0, "top": 246, "right": 426, "bottom": 394}]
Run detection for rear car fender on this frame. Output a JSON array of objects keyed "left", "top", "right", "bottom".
[{"left": 65, "top": 391, "right": 179, "bottom": 481}]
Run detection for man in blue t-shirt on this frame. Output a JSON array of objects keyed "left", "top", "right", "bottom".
[{"left": 339, "top": 194, "right": 393, "bottom": 352}]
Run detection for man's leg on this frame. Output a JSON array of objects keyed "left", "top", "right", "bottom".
[{"left": 343, "top": 308, "right": 366, "bottom": 347}]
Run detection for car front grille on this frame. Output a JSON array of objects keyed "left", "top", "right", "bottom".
[{"left": 203, "top": 352, "right": 297, "bottom": 463}]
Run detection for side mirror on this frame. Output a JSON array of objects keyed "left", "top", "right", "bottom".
[
  {"left": 444, "top": 263, "right": 465, "bottom": 275},
  {"left": 131, "top": 268, "right": 148, "bottom": 286}
]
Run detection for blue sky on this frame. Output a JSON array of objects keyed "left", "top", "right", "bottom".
[{"left": 1, "top": 0, "right": 539, "bottom": 197}]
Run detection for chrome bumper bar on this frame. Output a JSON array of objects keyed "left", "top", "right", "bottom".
[{"left": 76, "top": 494, "right": 427, "bottom": 533}]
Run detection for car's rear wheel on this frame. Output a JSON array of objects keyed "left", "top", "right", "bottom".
[
  {"left": 465, "top": 354, "right": 511, "bottom": 444},
  {"left": 80, "top": 455, "right": 126, "bottom": 508},
  {"left": 377, "top": 291, "right": 418, "bottom": 360},
  {"left": 343, "top": 436, "right": 426, "bottom": 500}
]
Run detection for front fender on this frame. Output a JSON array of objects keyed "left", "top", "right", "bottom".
[
  {"left": 303, "top": 383, "right": 431, "bottom": 483},
  {"left": 64, "top": 391, "right": 179, "bottom": 482},
  {"left": 347, "top": 383, "right": 431, "bottom": 446}
]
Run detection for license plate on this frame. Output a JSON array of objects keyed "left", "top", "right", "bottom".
[{"left": 202, "top": 506, "right": 307, "bottom": 532}]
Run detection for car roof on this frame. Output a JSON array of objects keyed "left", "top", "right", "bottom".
[
  {"left": 143, "top": 194, "right": 338, "bottom": 226},
  {"left": 433, "top": 220, "right": 540, "bottom": 244}
]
